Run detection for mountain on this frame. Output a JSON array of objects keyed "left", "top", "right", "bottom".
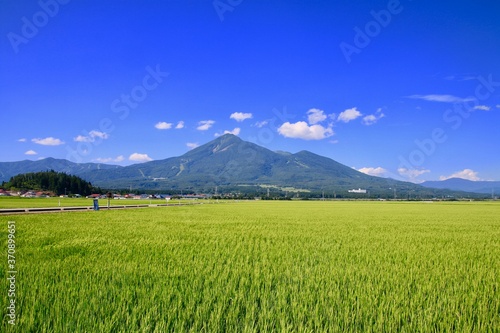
[
  {"left": 0, "top": 135, "right": 487, "bottom": 198},
  {"left": 0, "top": 157, "right": 122, "bottom": 183},
  {"left": 75, "top": 134, "right": 396, "bottom": 191},
  {"left": 73, "top": 134, "right": 473, "bottom": 197},
  {"left": 421, "top": 178, "right": 500, "bottom": 194}
]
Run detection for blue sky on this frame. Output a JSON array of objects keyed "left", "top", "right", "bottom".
[{"left": 1, "top": 0, "right": 499, "bottom": 183}]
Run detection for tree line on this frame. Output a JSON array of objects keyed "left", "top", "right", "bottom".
[{"left": 1, "top": 170, "right": 101, "bottom": 196}]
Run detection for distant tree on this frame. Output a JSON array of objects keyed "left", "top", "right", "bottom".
[{"left": 3, "top": 170, "right": 100, "bottom": 196}]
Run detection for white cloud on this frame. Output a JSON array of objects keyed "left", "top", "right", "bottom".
[
  {"left": 230, "top": 112, "right": 253, "bottom": 122},
  {"left": 255, "top": 120, "right": 268, "bottom": 128},
  {"left": 496, "top": 105, "right": 500, "bottom": 109},
  {"left": 129, "top": 153, "right": 153, "bottom": 162},
  {"left": 32, "top": 137, "right": 64, "bottom": 146},
  {"left": 175, "top": 121, "right": 185, "bottom": 129},
  {"left": 473, "top": 105, "right": 491, "bottom": 111},
  {"left": 439, "top": 169, "right": 481, "bottom": 181},
  {"left": 357, "top": 167, "right": 387, "bottom": 177},
  {"left": 407, "top": 94, "right": 475, "bottom": 103},
  {"left": 337, "top": 107, "right": 362, "bottom": 123},
  {"left": 398, "top": 167, "right": 430, "bottom": 183},
  {"left": 362, "top": 115, "right": 377, "bottom": 125},
  {"left": 74, "top": 135, "right": 91, "bottom": 142},
  {"left": 89, "top": 130, "right": 108, "bottom": 139},
  {"left": 362, "top": 108, "right": 385, "bottom": 125},
  {"left": 94, "top": 155, "right": 124, "bottom": 163},
  {"left": 307, "top": 108, "right": 327, "bottom": 125},
  {"left": 18, "top": 138, "right": 26, "bottom": 142},
  {"left": 25, "top": 150, "right": 37, "bottom": 155},
  {"left": 186, "top": 142, "right": 199, "bottom": 149},
  {"left": 226, "top": 127, "right": 240, "bottom": 135},
  {"left": 155, "top": 122, "right": 173, "bottom": 130},
  {"left": 74, "top": 130, "right": 109, "bottom": 142},
  {"left": 197, "top": 120, "right": 215, "bottom": 131},
  {"left": 278, "top": 121, "right": 333, "bottom": 140},
  {"left": 215, "top": 127, "right": 241, "bottom": 137}
]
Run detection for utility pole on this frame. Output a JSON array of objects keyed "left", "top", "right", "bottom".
[{"left": 107, "top": 192, "right": 112, "bottom": 209}]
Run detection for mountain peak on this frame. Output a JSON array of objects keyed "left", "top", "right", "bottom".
[{"left": 216, "top": 133, "right": 242, "bottom": 142}]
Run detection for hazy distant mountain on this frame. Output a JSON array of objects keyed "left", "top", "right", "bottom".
[
  {"left": 0, "top": 135, "right": 487, "bottom": 198},
  {"left": 0, "top": 157, "right": 122, "bottom": 183},
  {"left": 421, "top": 178, "right": 500, "bottom": 194}
]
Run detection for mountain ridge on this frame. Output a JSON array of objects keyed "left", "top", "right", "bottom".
[
  {"left": 0, "top": 157, "right": 122, "bottom": 182},
  {"left": 0, "top": 134, "right": 489, "bottom": 198},
  {"left": 421, "top": 178, "right": 500, "bottom": 194},
  {"left": 75, "top": 134, "right": 416, "bottom": 195}
]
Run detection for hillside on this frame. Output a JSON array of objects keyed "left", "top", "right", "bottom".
[
  {"left": 0, "top": 157, "right": 121, "bottom": 183},
  {"left": 2, "top": 170, "right": 99, "bottom": 196}
]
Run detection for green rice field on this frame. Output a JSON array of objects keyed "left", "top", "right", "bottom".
[
  {"left": 1, "top": 201, "right": 499, "bottom": 331},
  {"left": 0, "top": 197, "right": 185, "bottom": 209}
]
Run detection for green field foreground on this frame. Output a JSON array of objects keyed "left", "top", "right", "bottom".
[
  {"left": 0, "top": 197, "right": 185, "bottom": 209},
  {"left": 1, "top": 201, "right": 499, "bottom": 332}
]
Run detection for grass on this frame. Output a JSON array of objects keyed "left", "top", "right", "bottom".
[
  {"left": 1, "top": 201, "right": 499, "bottom": 331},
  {"left": 0, "top": 197, "right": 191, "bottom": 209}
]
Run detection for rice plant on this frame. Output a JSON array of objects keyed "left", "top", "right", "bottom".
[{"left": 1, "top": 201, "right": 498, "bottom": 331}]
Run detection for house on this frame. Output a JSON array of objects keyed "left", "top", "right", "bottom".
[
  {"left": 348, "top": 188, "right": 367, "bottom": 194},
  {"left": 0, "top": 189, "right": 11, "bottom": 196}
]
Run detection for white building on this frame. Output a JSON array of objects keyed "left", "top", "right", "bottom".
[{"left": 348, "top": 188, "right": 367, "bottom": 194}]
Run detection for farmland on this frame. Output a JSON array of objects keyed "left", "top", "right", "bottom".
[
  {"left": 0, "top": 197, "right": 180, "bottom": 209},
  {"left": 1, "top": 201, "right": 499, "bottom": 331}
]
